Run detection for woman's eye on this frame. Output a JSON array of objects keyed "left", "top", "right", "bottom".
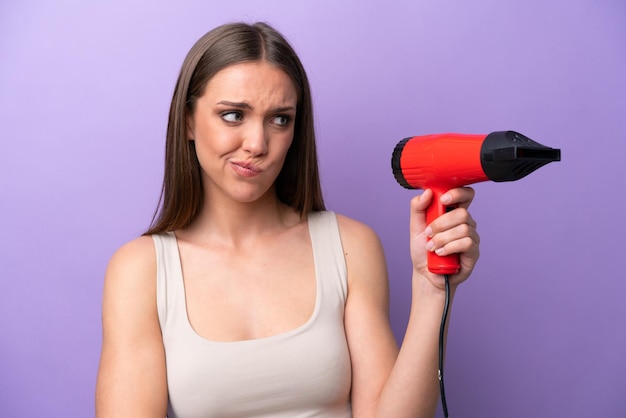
[
  {"left": 221, "top": 111, "right": 243, "bottom": 123},
  {"left": 272, "top": 115, "right": 291, "bottom": 126}
]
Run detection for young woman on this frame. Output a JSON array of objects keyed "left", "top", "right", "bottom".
[{"left": 95, "top": 22, "right": 480, "bottom": 418}]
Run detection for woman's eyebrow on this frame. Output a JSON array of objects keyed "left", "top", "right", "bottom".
[
  {"left": 216, "top": 100, "right": 252, "bottom": 109},
  {"left": 216, "top": 101, "right": 296, "bottom": 113}
]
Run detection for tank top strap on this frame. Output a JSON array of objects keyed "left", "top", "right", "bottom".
[
  {"left": 152, "top": 231, "right": 185, "bottom": 333},
  {"left": 307, "top": 211, "right": 348, "bottom": 304}
]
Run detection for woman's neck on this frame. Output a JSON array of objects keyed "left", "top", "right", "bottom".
[{"left": 178, "top": 191, "right": 302, "bottom": 247}]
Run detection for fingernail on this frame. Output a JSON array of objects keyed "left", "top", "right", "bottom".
[
  {"left": 441, "top": 194, "right": 451, "bottom": 204},
  {"left": 424, "top": 226, "right": 433, "bottom": 237},
  {"left": 435, "top": 247, "right": 445, "bottom": 255},
  {"left": 425, "top": 240, "right": 434, "bottom": 251}
]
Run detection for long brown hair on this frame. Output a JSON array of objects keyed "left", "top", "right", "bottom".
[{"left": 145, "top": 22, "right": 325, "bottom": 235}]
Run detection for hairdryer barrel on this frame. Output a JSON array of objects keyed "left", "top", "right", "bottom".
[{"left": 391, "top": 130, "right": 560, "bottom": 275}]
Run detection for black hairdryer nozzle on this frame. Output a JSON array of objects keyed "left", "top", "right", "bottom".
[{"left": 481, "top": 131, "right": 561, "bottom": 182}]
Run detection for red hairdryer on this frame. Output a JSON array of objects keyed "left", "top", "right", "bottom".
[{"left": 391, "top": 131, "right": 561, "bottom": 275}]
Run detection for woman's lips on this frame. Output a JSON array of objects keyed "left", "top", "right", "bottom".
[{"left": 230, "top": 161, "right": 262, "bottom": 178}]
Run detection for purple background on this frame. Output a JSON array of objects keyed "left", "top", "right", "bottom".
[{"left": 1, "top": 0, "right": 624, "bottom": 416}]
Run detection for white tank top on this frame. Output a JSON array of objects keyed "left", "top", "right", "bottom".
[{"left": 153, "top": 211, "right": 352, "bottom": 417}]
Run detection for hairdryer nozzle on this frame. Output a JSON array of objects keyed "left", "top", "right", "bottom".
[{"left": 481, "top": 131, "right": 561, "bottom": 182}]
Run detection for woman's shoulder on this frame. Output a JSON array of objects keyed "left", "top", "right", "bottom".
[
  {"left": 104, "top": 235, "right": 157, "bottom": 291},
  {"left": 333, "top": 213, "right": 382, "bottom": 246},
  {"left": 108, "top": 235, "right": 155, "bottom": 267},
  {"left": 331, "top": 212, "right": 389, "bottom": 290},
  {"left": 331, "top": 213, "right": 386, "bottom": 269}
]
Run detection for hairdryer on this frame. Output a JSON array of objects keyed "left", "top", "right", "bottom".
[{"left": 391, "top": 130, "right": 561, "bottom": 275}]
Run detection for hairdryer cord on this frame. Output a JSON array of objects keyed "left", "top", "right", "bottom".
[{"left": 439, "top": 274, "right": 451, "bottom": 418}]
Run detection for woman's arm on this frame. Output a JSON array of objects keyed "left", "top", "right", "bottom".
[
  {"left": 95, "top": 236, "right": 168, "bottom": 417},
  {"left": 342, "top": 187, "right": 479, "bottom": 418}
]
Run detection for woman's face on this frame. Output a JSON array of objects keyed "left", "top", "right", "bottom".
[{"left": 187, "top": 61, "right": 297, "bottom": 206}]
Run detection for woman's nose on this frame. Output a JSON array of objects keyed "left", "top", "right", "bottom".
[{"left": 242, "top": 122, "right": 268, "bottom": 156}]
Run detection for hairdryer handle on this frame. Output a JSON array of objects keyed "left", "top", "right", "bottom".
[{"left": 426, "top": 188, "right": 461, "bottom": 275}]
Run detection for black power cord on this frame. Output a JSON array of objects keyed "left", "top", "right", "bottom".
[{"left": 438, "top": 274, "right": 451, "bottom": 418}]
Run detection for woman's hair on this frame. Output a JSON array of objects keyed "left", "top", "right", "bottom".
[{"left": 144, "top": 22, "right": 325, "bottom": 235}]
